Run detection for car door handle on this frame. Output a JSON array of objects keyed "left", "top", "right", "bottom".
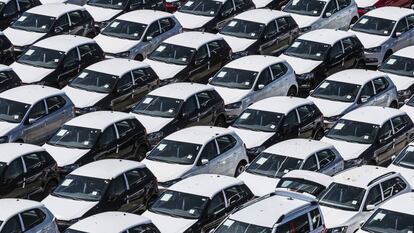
[{"left": 220, "top": 161, "right": 226, "bottom": 164}]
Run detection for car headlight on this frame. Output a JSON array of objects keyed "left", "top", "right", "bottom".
[
  {"left": 297, "top": 72, "right": 315, "bottom": 81},
  {"left": 225, "top": 101, "right": 242, "bottom": 109},
  {"left": 327, "top": 226, "right": 348, "bottom": 233},
  {"left": 159, "top": 178, "right": 182, "bottom": 188},
  {"left": 365, "top": 46, "right": 382, "bottom": 53},
  {"left": 115, "top": 51, "right": 130, "bottom": 58},
  {"left": 324, "top": 114, "right": 343, "bottom": 122},
  {"left": 247, "top": 146, "right": 265, "bottom": 156},
  {"left": 232, "top": 50, "right": 250, "bottom": 59},
  {"left": 192, "top": 27, "right": 205, "bottom": 32},
  {"left": 345, "top": 158, "right": 364, "bottom": 168},
  {"left": 0, "top": 136, "right": 9, "bottom": 143},
  {"left": 300, "top": 26, "right": 312, "bottom": 33},
  {"left": 398, "top": 89, "right": 412, "bottom": 97},
  {"left": 147, "top": 131, "right": 164, "bottom": 144},
  {"left": 59, "top": 164, "right": 81, "bottom": 174},
  {"left": 75, "top": 106, "right": 99, "bottom": 115}
]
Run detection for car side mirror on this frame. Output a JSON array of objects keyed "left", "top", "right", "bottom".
[
  {"left": 146, "top": 36, "right": 153, "bottom": 41},
  {"left": 359, "top": 220, "right": 365, "bottom": 227},
  {"left": 27, "top": 117, "right": 38, "bottom": 124},
  {"left": 208, "top": 77, "right": 213, "bottom": 83},
  {"left": 257, "top": 84, "right": 265, "bottom": 90},
  {"left": 309, "top": 89, "right": 314, "bottom": 95},
  {"left": 391, "top": 155, "right": 396, "bottom": 161},
  {"left": 145, "top": 151, "right": 151, "bottom": 157},
  {"left": 281, "top": 5, "right": 285, "bottom": 10},
  {"left": 365, "top": 204, "right": 375, "bottom": 211},
  {"left": 360, "top": 95, "right": 369, "bottom": 103},
  {"left": 395, "top": 32, "right": 402, "bottom": 37},
  {"left": 54, "top": 26, "right": 63, "bottom": 34},
  {"left": 405, "top": 99, "right": 410, "bottom": 105},
  {"left": 411, "top": 4, "right": 414, "bottom": 9},
  {"left": 201, "top": 159, "right": 209, "bottom": 165},
  {"left": 194, "top": 57, "right": 206, "bottom": 65},
  {"left": 325, "top": 12, "right": 332, "bottom": 17}
]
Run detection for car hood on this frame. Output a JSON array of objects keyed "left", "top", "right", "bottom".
[
  {"left": 237, "top": 171, "right": 278, "bottom": 196},
  {"left": 382, "top": 72, "right": 414, "bottom": 91},
  {"left": 388, "top": 164, "right": 414, "bottom": 187},
  {"left": 352, "top": 30, "right": 389, "bottom": 49},
  {"left": 142, "top": 211, "right": 197, "bottom": 233},
  {"left": 10, "top": 62, "right": 54, "bottom": 84},
  {"left": 142, "top": 159, "right": 192, "bottom": 182},
  {"left": 131, "top": 113, "right": 174, "bottom": 134},
  {"left": 63, "top": 86, "right": 108, "bottom": 108},
  {"left": 3, "top": 27, "right": 46, "bottom": 47},
  {"left": 321, "top": 137, "right": 371, "bottom": 161},
  {"left": 320, "top": 206, "right": 360, "bottom": 229},
  {"left": 94, "top": 34, "right": 138, "bottom": 54},
  {"left": 174, "top": 11, "right": 212, "bottom": 29},
  {"left": 354, "top": 0, "right": 377, "bottom": 8},
  {"left": 307, "top": 96, "right": 352, "bottom": 117},
  {"left": 219, "top": 34, "right": 256, "bottom": 53},
  {"left": 0, "top": 121, "right": 17, "bottom": 137},
  {"left": 84, "top": 5, "right": 122, "bottom": 23},
  {"left": 42, "top": 195, "right": 99, "bottom": 221},
  {"left": 42, "top": 143, "right": 90, "bottom": 167},
  {"left": 143, "top": 59, "right": 186, "bottom": 80},
  {"left": 280, "top": 54, "right": 322, "bottom": 75},
  {"left": 252, "top": 0, "right": 273, "bottom": 8},
  {"left": 229, "top": 126, "right": 273, "bottom": 148},
  {"left": 289, "top": 13, "right": 318, "bottom": 28},
  {"left": 210, "top": 85, "right": 251, "bottom": 105}
]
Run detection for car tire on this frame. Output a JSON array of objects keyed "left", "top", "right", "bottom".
[
  {"left": 313, "top": 127, "right": 325, "bottom": 140},
  {"left": 134, "top": 144, "right": 147, "bottom": 161},
  {"left": 389, "top": 101, "right": 398, "bottom": 108},
  {"left": 135, "top": 54, "right": 144, "bottom": 61},
  {"left": 234, "top": 160, "right": 247, "bottom": 177},
  {"left": 214, "top": 115, "right": 226, "bottom": 128},
  {"left": 287, "top": 86, "right": 297, "bottom": 96}
]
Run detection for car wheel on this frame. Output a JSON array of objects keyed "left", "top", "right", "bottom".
[
  {"left": 214, "top": 115, "right": 226, "bottom": 127},
  {"left": 234, "top": 160, "right": 247, "bottom": 177},
  {"left": 287, "top": 86, "right": 297, "bottom": 96},
  {"left": 313, "top": 127, "right": 325, "bottom": 140},
  {"left": 389, "top": 101, "right": 398, "bottom": 108},
  {"left": 134, "top": 144, "right": 147, "bottom": 161},
  {"left": 135, "top": 54, "right": 144, "bottom": 61}
]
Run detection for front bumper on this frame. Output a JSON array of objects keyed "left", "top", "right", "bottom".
[
  {"left": 363, "top": 51, "right": 383, "bottom": 67},
  {"left": 224, "top": 108, "right": 243, "bottom": 123}
]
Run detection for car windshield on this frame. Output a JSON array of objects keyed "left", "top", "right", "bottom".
[
  {"left": 69, "top": 70, "right": 118, "bottom": 93},
  {"left": 146, "top": 139, "right": 202, "bottom": 165},
  {"left": 326, "top": 119, "right": 379, "bottom": 144},
  {"left": 393, "top": 146, "right": 414, "bottom": 169},
  {"left": 379, "top": 55, "right": 414, "bottom": 78},
  {"left": 210, "top": 67, "right": 258, "bottom": 90},
  {"left": 246, "top": 153, "right": 303, "bottom": 178},
  {"left": 352, "top": 16, "right": 396, "bottom": 36},
  {"left": 285, "top": 39, "right": 330, "bottom": 61},
  {"left": 362, "top": 208, "right": 414, "bottom": 233},
  {"left": 87, "top": 0, "right": 127, "bottom": 9},
  {"left": 0, "top": 2, "right": 4, "bottom": 12},
  {"left": 149, "top": 43, "right": 195, "bottom": 65},
  {"left": 17, "top": 46, "right": 64, "bottom": 69},
  {"left": 284, "top": 0, "right": 326, "bottom": 16},
  {"left": 132, "top": 95, "right": 183, "bottom": 118},
  {"left": 101, "top": 20, "right": 147, "bottom": 40},
  {"left": 11, "top": 13, "right": 55, "bottom": 33},
  {"left": 47, "top": 125, "right": 101, "bottom": 149},
  {"left": 220, "top": 19, "right": 265, "bottom": 40},
  {"left": 149, "top": 190, "right": 209, "bottom": 219},
  {"left": 319, "top": 183, "right": 365, "bottom": 211},
  {"left": 52, "top": 175, "right": 109, "bottom": 201},
  {"left": 311, "top": 80, "right": 361, "bottom": 102},
  {"left": 232, "top": 109, "right": 283, "bottom": 132},
  {"left": 277, "top": 177, "right": 327, "bottom": 197},
  {"left": 179, "top": 0, "right": 222, "bottom": 16},
  {"left": 0, "top": 98, "right": 30, "bottom": 123},
  {"left": 215, "top": 219, "right": 273, "bottom": 233}
]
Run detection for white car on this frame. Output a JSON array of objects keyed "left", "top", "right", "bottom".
[
  {"left": 282, "top": 0, "right": 358, "bottom": 33},
  {"left": 319, "top": 165, "right": 411, "bottom": 233},
  {"left": 208, "top": 55, "right": 297, "bottom": 123},
  {"left": 238, "top": 138, "right": 343, "bottom": 197},
  {"left": 142, "top": 126, "right": 248, "bottom": 189},
  {"left": 276, "top": 170, "right": 334, "bottom": 197},
  {"left": 65, "top": 211, "right": 160, "bottom": 233},
  {"left": 357, "top": 192, "right": 414, "bottom": 233},
  {"left": 94, "top": 10, "right": 181, "bottom": 60},
  {"left": 350, "top": 6, "right": 414, "bottom": 67},
  {"left": 388, "top": 143, "right": 414, "bottom": 187}
]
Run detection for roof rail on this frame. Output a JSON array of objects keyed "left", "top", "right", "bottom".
[{"left": 367, "top": 172, "right": 396, "bottom": 186}]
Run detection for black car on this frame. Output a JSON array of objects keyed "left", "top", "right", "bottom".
[
  {"left": 43, "top": 111, "right": 149, "bottom": 176},
  {"left": 253, "top": 0, "right": 290, "bottom": 9},
  {"left": 0, "top": 0, "right": 40, "bottom": 30},
  {"left": 0, "top": 143, "right": 59, "bottom": 200},
  {"left": 173, "top": 0, "right": 254, "bottom": 32},
  {"left": 0, "top": 32, "right": 13, "bottom": 64},
  {"left": 131, "top": 83, "right": 226, "bottom": 146},
  {"left": 0, "top": 65, "right": 20, "bottom": 92},
  {"left": 42, "top": 159, "right": 158, "bottom": 231}
]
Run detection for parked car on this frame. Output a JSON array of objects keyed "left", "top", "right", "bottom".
[
  {"left": 42, "top": 159, "right": 158, "bottom": 231},
  {"left": 94, "top": 10, "right": 181, "bottom": 60},
  {"left": 64, "top": 212, "right": 160, "bottom": 233},
  {"left": 208, "top": 55, "right": 298, "bottom": 123},
  {"left": 229, "top": 96, "right": 324, "bottom": 161},
  {"left": 0, "top": 0, "right": 40, "bottom": 30},
  {"left": 322, "top": 106, "right": 414, "bottom": 167},
  {"left": 350, "top": 7, "right": 414, "bottom": 67},
  {"left": 282, "top": 0, "right": 358, "bottom": 33},
  {"left": 238, "top": 138, "right": 343, "bottom": 196},
  {"left": 0, "top": 31, "right": 13, "bottom": 64},
  {"left": 10, "top": 35, "right": 104, "bottom": 87},
  {"left": 43, "top": 111, "right": 149, "bottom": 175},
  {"left": 63, "top": 58, "right": 159, "bottom": 114},
  {"left": 280, "top": 29, "right": 364, "bottom": 92},
  {"left": 0, "top": 65, "right": 20, "bottom": 92},
  {"left": 214, "top": 190, "right": 326, "bottom": 233},
  {"left": 276, "top": 170, "right": 334, "bottom": 197},
  {"left": 163, "top": 0, "right": 186, "bottom": 12},
  {"left": 355, "top": 0, "right": 412, "bottom": 16},
  {"left": 388, "top": 143, "right": 414, "bottom": 187},
  {"left": 173, "top": 0, "right": 254, "bottom": 32},
  {"left": 143, "top": 174, "right": 254, "bottom": 233},
  {"left": 4, "top": 3, "right": 96, "bottom": 54},
  {"left": 130, "top": 83, "right": 226, "bottom": 146},
  {"left": 0, "top": 85, "right": 74, "bottom": 144},
  {"left": 0, "top": 198, "right": 58, "bottom": 233},
  {"left": 142, "top": 126, "right": 249, "bottom": 190},
  {"left": 144, "top": 31, "right": 231, "bottom": 84},
  {"left": 308, "top": 69, "right": 398, "bottom": 128},
  {"left": 318, "top": 165, "right": 411, "bottom": 233}
]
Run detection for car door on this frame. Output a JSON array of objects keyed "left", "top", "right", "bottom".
[
  {"left": 297, "top": 104, "right": 317, "bottom": 138},
  {"left": 111, "top": 72, "right": 134, "bottom": 111},
  {"left": 391, "top": 115, "right": 411, "bottom": 154},
  {"left": 0, "top": 0, "right": 19, "bottom": 30},
  {"left": 68, "top": 10, "right": 86, "bottom": 35},
  {"left": 58, "top": 48, "right": 81, "bottom": 86},
  {"left": 130, "top": 69, "right": 157, "bottom": 108},
  {"left": 196, "top": 140, "right": 219, "bottom": 174},
  {"left": 202, "top": 192, "right": 227, "bottom": 232},
  {"left": 215, "top": 135, "right": 238, "bottom": 176},
  {"left": 179, "top": 95, "right": 200, "bottom": 128},
  {"left": 276, "top": 213, "right": 311, "bottom": 232},
  {"left": 223, "top": 185, "right": 251, "bottom": 213},
  {"left": 21, "top": 153, "right": 47, "bottom": 198},
  {"left": 336, "top": 0, "right": 353, "bottom": 29},
  {"left": 322, "top": 0, "right": 339, "bottom": 29},
  {"left": 120, "top": 169, "right": 148, "bottom": 213},
  {"left": 158, "top": 17, "right": 176, "bottom": 42},
  {"left": 52, "top": 13, "right": 70, "bottom": 35},
  {"left": 406, "top": 15, "right": 414, "bottom": 46},
  {"left": 114, "top": 120, "right": 136, "bottom": 158},
  {"left": 309, "top": 208, "right": 324, "bottom": 232},
  {"left": 0, "top": 157, "right": 26, "bottom": 198},
  {"left": 19, "top": 208, "right": 48, "bottom": 233},
  {"left": 302, "top": 154, "right": 319, "bottom": 172},
  {"left": 381, "top": 177, "right": 408, "bottom": 202},
  {"left": 393, "top": 17, "right": 411, "bottom": 51},
  {"left": 78, "top": 43, "right": 104, "bottom": 69},
  {"left": 358, "top": 81, "right": 376, "bottom": 106},
  {"left": 315, "top": 149, "right": 338, "bottom": 175},
  {"left": 363, "top": 184, "right": 383, "bottom": 214},
  {"left": 207, "top": 41, "right": 224, "bottom": 76},
  {"left": 196, "top": 91, "right": 216, "bottom": 125},
  {"left": 0, "top": 215, "right": 23, "bottom": 233},
  {"left": 253, "top": 67, "right": 273, "bottom": 102},
  {"left": 189, "top": 45, "right": 210, "bottom": 82},
  {"left": 142, "top": 21, "right": 162, "bottom": 54},
  {"left": 281, "top": 110, "right": 300, "bottom": 139},
  {"left": 24, "top": 100, "right": 48, "bottom": 144},
  {"left": 45, "top": 95, "right": 67, "bottom": 135},
  {"left": 103, "top": 175, "right": 129, "bottom": 211},
  {"left": 275, "top": 17, "right": 292, "bottom": 53},
  {"left": 372, "top": 77, "right": 391, "bottom": 106},
  {"left": 326, "top": 41, "right": 345, "bottom": 76},
  {"left": 269, "top": 62, "right": 289, "bottom": 96},
  {"left": 375, "top": 120, "right": 395, "bottom": 165},
  {"left": 259, "top": 20, "right": 279, "bottom": 55},
  {"left": 216, "top": 0, "right": 235, "bottom": 30},
  {"left": 341, "top": 37, "right": 358, "bottom": 68},
  {"left": 93, "top": 125, "right": 119, "bottom": 161}
]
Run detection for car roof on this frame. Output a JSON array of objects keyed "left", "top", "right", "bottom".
[
  {"left": 334, "top": 165, "right": 395, "bottom": 188},
  {"left": 164, "top": 31, "right": 223, "bottom": 49},
  {"left": 264, "top": 139, "right": 334, "bottom": 159},
  {"left": 165, "top": 126, "right": 236, "bottom": 145},
  {"left": 65, "top": 111, "right": 135, "bottom": 130},
  {"left": 234, "top": 9, "right": 290, "bottom": 24},
  {"left": 117, "top": 9, "right": 172, "bottom": 24},
  {"left": 342, "top": 106, "right": 404, "bottom": 125},
  {"left": 169, "top": 174, "right": 244, "bottom": 198},
  {"left": 27, "top": 3, "right": 84, "bottom": 18},
  {"left": 86, "top": 58, "right": 150, "bottom": 77},
  {"left": 249, "top": 96, "right": 313, "bottom": 115},
  {"left": 68, "top": 212, "right": 152, "bottom": 232},
  {"left": 327, "top": 69, "right": 386, "bottom": 85},
  {"left": 282, "top": 170, "right": 334, "bottom": 188},
  {"left": 71, "top": 159, "right": 145, "bottom": 180},
  {"left": 393, "top": 45, "right": 414, "bottom": 58},
  {"left": 225, "top": 55, "right": 287, "bottom": 72},
  {"left": 0, "top": 199, "right": 44, "bottom": 221},
  {"left": 149, "top": 83, "right": 214, "bottom": 100},
  {"left": 380, "top": 192, "right": 414, "bottom": 215},
  {"left": 299, "top": 29, "right": 356, "bottom": 45},
  {"left": 0, "top": 143, "right": 46, "bottom": 164},
  {"left": 365, "top": 6, "right": 414, "bottom": 21},
  {"left": 0, "top": 64, "right": 12, "bottom": 72},
  {"left": 34, "top": 35, "right": 96, "bottom": 53},
  {"left": 0, "top": 85, "right": 64, "bottom": 105}
]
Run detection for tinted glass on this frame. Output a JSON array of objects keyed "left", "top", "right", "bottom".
[
  {"left": 246, "top": 152, "right": 303, "bottom": 178},
  {"left": 220, "top": 19, "right": 265, "bottom": 39},
  {"left": 132, "top": 95, "right": 183, "bottom": 118},
  {"left": 352, "top": 16, "right": 396, "bottom": 36},
  {"left": 146, "top": 139, "right": 202, "bottom": 165},
  {"left": 210, "top": 67, "right": 258, "bottom": 90},
  {"left": 11, "top": 12, "right": 55, "bottom": 33},
  {"left": 285, "top": 39, "right": 330, "bottom": 61},
  {"left": 102, "top": 20, "right": 147, "bottom": 40},
  {"left": 232, "top": 109, "right": 283, "bottom": 132},
  {"left": 47, "top": 125, "right": 100, "bottom": 149},
  {"left": 312, "top": 80, "right": 361, "bottom": 102}
]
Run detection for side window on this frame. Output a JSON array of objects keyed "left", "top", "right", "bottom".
[
  {"left": 107, "top": 175, "right": 127, "bottom": 197},
  {"left": 378, "top": 121, "right": 393, "bottom": 141},
  {"left": 145, "top": 22, "right": 161, "bottom": 40},
  {"left": 68, "top": 11, "right": 83, "bottom": 26},
  {"left": 234, "top": 0, "right": 246, "bottom": 9},
  {"left": 3, "top": 1, "right": 18, "bottom": 17},
  {"left": 63, "top": 49, "right": 79, "bottom": 69},
  {"left": 116, "top": 72, "right": 133, "bottom": 91},
  {"left": 284, "top": 110, "right": 299, "bottom": 127},
  {"left": 46, "top": 96, "right": 66, "bottom": 114},
  {"left": 182, "top": 96, "right": 198, "bottom": 115},
  {"left": 199, "top": 140, "right": 218, "bottom": 162},
  {"left": 207, "top": 193, "right": 226, "bottom": 216},
  {"left": 17, "top": 0, "right": 32, "bottom": 11},
  {"left": 286, "top": 16, "right": 297, "bottom": 29},
  {"left": 365, "top": 184, "right": 382, "bottom": 208},
  {"left": 98, "top": 125, "right": 117, "bottom": 147},
  {"left": 407, "top": 15, "right": 414, "bottom": 29},
  {"left": 297, "top": 105, "right": 315, "bottom": 124},
  {"left": 55, "top": 14, "right": 70, "bottom": 31},
  {"left": 372, "top": 77, "right": 388, "bottom": 94},
  {"left": 125, "top": 169, "right": 145, "bottom": 187},
  {"left": 310, "top": 208, "right": 322, "bottom": 230},
  {"left": 220, "top": 0, "right": 234, "bottom": 15},
  {"left": 302, "top": 155, "right": 318, "bottom": 171},
  {"left": 277, "top": 213, "right": 311, "bottom": 233},
  {"left": 207, "top": 41, "right": 221, "bottom": 55},
  {"left": 0, "top": 215, "right": 22, "bottom": 233},
  {"left": 22, "top": 153, "right": 44, "bottom": 172},
  {"left": 194, "top": 45, "right": 209, "bottom": 62},
  {"left": 391, "top": 116, "right": 408, "bottom": 133},
  {"left": 20, "top": 209, "right": 46, "bottom": 231},
  {"left": 316, "top": 149, "right": 336, "bottom": 169},
  {"left": 216, "top": 135, "right": 237, "bottom": 154},
  {"left": 159, "top": 17, "right": 174, "bottom": 33},
  {"left": 28, "top": 101, "right": 46, "bottom": 120},
  {"left": 3, "top": 158, "right": 24, "bottom": 181},
  {"left": 264, "top": 21, "right": 277, "bottom": 39},
  {"left": 324, "top": 0, "right": 337, "bottom": 15},
  {"left": 132, "top": 69, "right": 150, "bottom": 85},
  {"left": 270, "top": 63, "right": 287, "bottom": 79},
  {"left": 395, "top": 19, "right": 408, "bottom": 34},
  {"left": 196, "top": 91, "right": 213, "bottom": 109},
  {"left": 342, "top": 37, "right": 354, "bottom": 52},
  {"left": 256, "top": 68, "right": 272, "bottom": 87},
  {"left": 337, "top": 0, "right": 350, "bottom": 9},
  {"left": 79, "top": 44, "right": 100, "bottom": 61},
  {"left": 381, "top": 177, "right": 407, "bottom": 200},
  {"left": 115, "top": 120, "right": 133, "bottom": 138},
  {"left": 276, "top": 17, "right": 289, "bottom": 33},
  {"left": 224, "top": 185, "right": 249, "bottom": 206},
  {"left": 360, "top": 82, "right": 375, "bottom": 99},
  {"left": 329, "top": 42, "right": 344, "bottom": 60}
]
